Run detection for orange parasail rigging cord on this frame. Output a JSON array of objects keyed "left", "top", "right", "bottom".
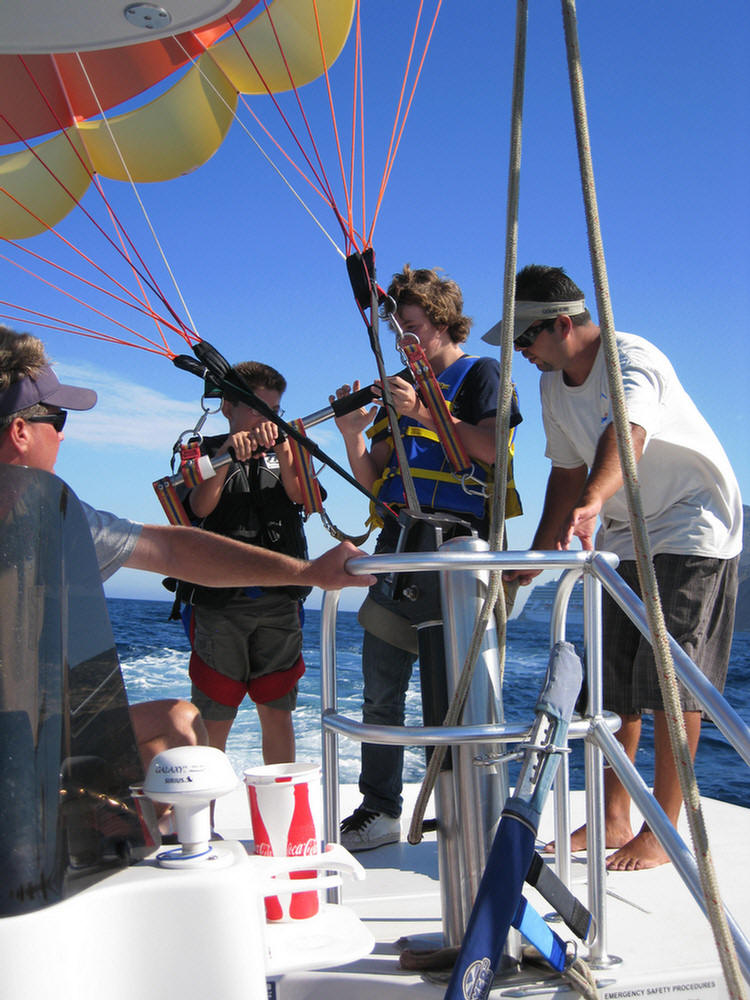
[{"left": 0, "top": 0, "right": 442, "bottom": 360}]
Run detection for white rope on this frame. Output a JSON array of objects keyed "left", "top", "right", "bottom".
[
  {"left": 560, "top": 4, "right": 747, "bottom": 999},
  {"left": 563, "top": 955, "right": 601, "bottom": 1000}
]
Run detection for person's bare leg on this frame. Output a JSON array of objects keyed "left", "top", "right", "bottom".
[
  {"left": 606, "top": 710, "right": 701, "bottom": 871},
  {"left": 256, "top": 704, "right": 295, "bottom": 765},
  {"left": 203, "top": 717, "right": 234, "bottom": 753},
  {"left": 130, "top": 699, "right": 208, "bottom": 827},
  {"left": 199, "top": 718, "right": 236, "bottom": 833},
  {"left": 130, "top": 699, "right": 208, "bottom": 772},
  {"left": 545, "top": 714, "right": 641, "bottom": 854}
]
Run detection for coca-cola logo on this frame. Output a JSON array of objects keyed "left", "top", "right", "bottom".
[
  {"left": 287, "top": 838, "right": 318, "bottom": 857},
  {"left": 255, "top": 842, "right": 273, "bottom": 857}
]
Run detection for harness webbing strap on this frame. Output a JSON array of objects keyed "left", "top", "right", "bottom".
[
  {"left": 153, "top": 478, "right": 192, "bottom": 526},
  {"left": 402, "top": 341, "right": 472, "bottom": 474},
  {"left": 526, "top": 851, "right": 593, "bottom": 942},
  {"left": 288, "top": 418, "right": 325, "bottom": 516},
  {"left": 381, "top": 465, "right": 485, "bottom": 488},
  {"left": 153, "top": 442, "right": 214, "bottom": 525},
  {"left": 179, "top": 442, "right": 211, "bottom": 489}
]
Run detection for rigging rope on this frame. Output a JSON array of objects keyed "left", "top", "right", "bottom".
[
  {"left": 407, "top": 0, "right": 528, "bottom": 847},
  {"left": 561, "top": 3, "right": 746, "bottom": 998}
]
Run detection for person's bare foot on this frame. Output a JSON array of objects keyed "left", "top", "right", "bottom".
[
  {"left": 605, "top": 828, "right": 670, "bottom": 871},
  {"left": 542, "top": 818, "right": 634, "bottom": 855}
]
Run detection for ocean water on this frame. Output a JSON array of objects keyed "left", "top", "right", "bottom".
[{"left": 107, "top": 598, "right": 750, "bottom": 808}]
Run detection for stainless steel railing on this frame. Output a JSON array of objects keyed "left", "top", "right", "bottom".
[{"left": 318, "top": 548, "right": 750, "bottom": 978}]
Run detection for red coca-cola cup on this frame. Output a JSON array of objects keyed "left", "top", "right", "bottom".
[{"left": 243, "top": 762, "right": 323, "bottom": 921}]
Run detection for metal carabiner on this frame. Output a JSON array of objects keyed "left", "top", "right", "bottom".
[
  {"left": 380, "top": 294, "right": 419, "bottom": 367},
  {"left": 169, "top": 394, "right": 223, "bottom": 472},
  {"left": 459, "top": 465, "right": 489, "bottom": 499}
]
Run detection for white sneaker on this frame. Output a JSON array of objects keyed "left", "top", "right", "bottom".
[{"left": 340, "top": 807, "right": 401, "bottom": 852}]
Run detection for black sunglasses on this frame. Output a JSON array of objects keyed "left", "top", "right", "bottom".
[
  {"left": 515, "top": 319, "right": 555, "bottom": 350},
  {"left": 223, "top": 395, "right": 285, "bottom": 418},
  {"left": 27, "top": 410, "right": 67, "bottom": 432}
]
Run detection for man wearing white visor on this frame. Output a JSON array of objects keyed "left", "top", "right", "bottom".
[{"left": 486, "top": 265, "right": 741, "bottom": 871}]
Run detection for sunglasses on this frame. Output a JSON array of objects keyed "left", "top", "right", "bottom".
[
  {"left": 514, "top": 319, "right": 555, "bottom": 350},
  {"left": 224, "top": 396, "right": 285, "bottom": 418},
  {"left": 27, "top": 410, "right": 67, "bottom": 432}
]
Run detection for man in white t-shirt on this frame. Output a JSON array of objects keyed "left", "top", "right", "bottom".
[{"left": 485, "top": 264, "right": 742, "bottom": 870}]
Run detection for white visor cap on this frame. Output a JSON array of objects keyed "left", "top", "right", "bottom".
[{"left": 481, "top": 299, "right": 586, "bottom": 345}]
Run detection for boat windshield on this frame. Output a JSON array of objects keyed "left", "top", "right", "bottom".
[{"left": 0, "top": 464, "right": 148, "bottom": 917}]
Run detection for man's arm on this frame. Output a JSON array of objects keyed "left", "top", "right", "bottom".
[
  {"left": 124, "top": 526, "right": 376, "bottom": 590},
  {"left": 557, "top": 422, "right": 646, "bottom": 551},
  {"left": 504, "top": 464, "right": 588, "bottom": 585}
]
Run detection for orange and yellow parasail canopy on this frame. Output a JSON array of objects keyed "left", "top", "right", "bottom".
[{"left": 0, "top": 0, "right": 356, "bottom": 237}]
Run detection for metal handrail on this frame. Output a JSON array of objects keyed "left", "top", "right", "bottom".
[
  {"left": 322, "top": 711, "right": 601, "bottom": 747},
  {"left": 590, "top": 554, "right": 750, "bottom": 766},
  {"left": 319, "top": 548, "right": 750, "bottom": 979}
]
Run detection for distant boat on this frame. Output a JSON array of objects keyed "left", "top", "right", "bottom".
[{"left": 516, "top": 576, "right": 584, "bottom": 628}]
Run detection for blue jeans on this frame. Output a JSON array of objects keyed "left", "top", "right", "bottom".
[
  {"left": 359, "top": 629, "right": 417, "bottom": 818},
  {"left": 356, "top": 517, "right": 466, "bottom": 818}
]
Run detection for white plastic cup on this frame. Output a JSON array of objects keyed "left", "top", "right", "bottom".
[{"left": 243, "top": 762, "right": 323, "bottom": 921}]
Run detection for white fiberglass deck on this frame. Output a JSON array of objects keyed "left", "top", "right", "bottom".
[{"left": 214, "top": 782, "right": 750, "bottom": 1000}]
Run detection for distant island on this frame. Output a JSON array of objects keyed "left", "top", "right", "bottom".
[{"left": 518, "top": 503, "right": 749, "bottom": 633}]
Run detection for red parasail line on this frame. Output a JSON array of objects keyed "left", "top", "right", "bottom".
[
  {"left": 227, "top": 1, "right": 355, "bottom": 252},
  {"left": 309, "top": 0, "right": 356, "bottom": 250},
  {"left": 3, "top": 68, "right": 195, "bottom": 346},
  {"left": 0, "top": 247, "right": 190, "bottom": 351},
  {"left": 0, "top": 303, "right": 177, "bottom": 357},
  {"left": 0, "top": 201, "right": 197, "bottom": 346},
  {"left": 368, "top": 0, "right": 442, "bottom": 247}
]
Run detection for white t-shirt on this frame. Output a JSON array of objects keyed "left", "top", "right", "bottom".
[
  {"left": 540, "top": 332, "right": 743, "bottom": 560},
  {"left": 81, "top": 501, "right": 143, "bottom": 581}
]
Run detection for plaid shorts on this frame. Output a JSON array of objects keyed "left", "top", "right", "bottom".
[{"left": 602, "top": 552, "right": 739, "bottom": 715}]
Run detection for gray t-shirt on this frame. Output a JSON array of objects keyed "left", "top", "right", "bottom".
[{"left": 81, "top": 500, "right": 142, "bottom": 581}]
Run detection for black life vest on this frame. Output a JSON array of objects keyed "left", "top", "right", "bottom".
[{"left": 179, "top": 435, "right": 311, "bottom": 606}]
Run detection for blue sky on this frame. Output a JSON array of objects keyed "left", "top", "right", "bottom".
[{"left": 5, "top": 0, "right": 749, "bottom": 610}]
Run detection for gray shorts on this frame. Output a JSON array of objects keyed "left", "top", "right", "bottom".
[
  {"left": 603, "top": 553, "right": 739, "bottom": 715},
  {"left": 190, "top": 592, "right": 304, "bottom": 721}
]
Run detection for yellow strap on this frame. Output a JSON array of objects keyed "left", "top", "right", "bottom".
[
  {"left": 382, "top": 466, "right": 482, "bottom": 487},
  {"left": 366, "top": 401, "right": 457, "bottom": 442},
  {"left": 366, "top": 414, "right": 390, "bottom": 439}
]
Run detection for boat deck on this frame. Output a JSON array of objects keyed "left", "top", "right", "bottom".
[{"left": 215, "top": 782, "right": 750, "bottom": 1000}]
